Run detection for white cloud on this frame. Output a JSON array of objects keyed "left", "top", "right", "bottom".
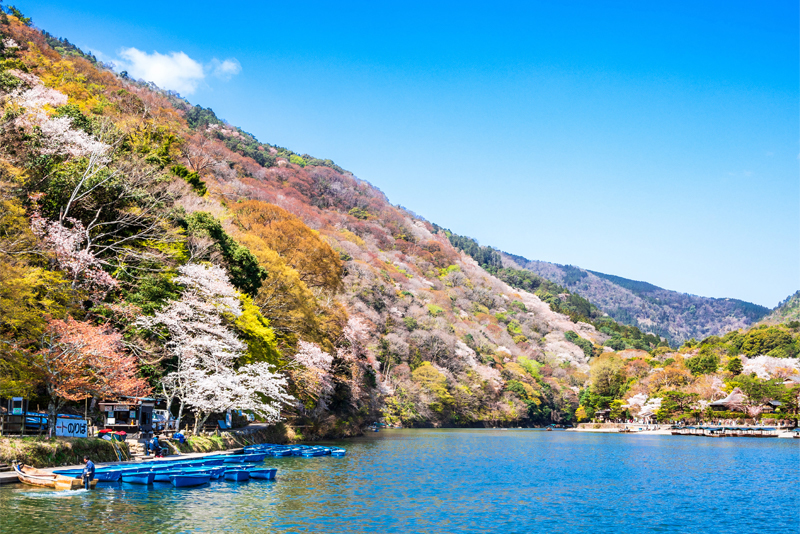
[
  {"left": 210, "top": 58, "right": 242, "bottom": 80},
  {"left": 117, "top": 48, "right": 205, "bottom": 95},
  {"left": 101, "top": 47, "right": 242, "bottom": 96}
]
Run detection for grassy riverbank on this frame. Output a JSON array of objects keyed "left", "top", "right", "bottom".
[
  {"left": 1, "top": 422, "right": 360, "bottom": 469},
  {"left": 174, "top": 425, "right": 296, "bottom": 454},
  {"left": 0, "top": 437, "right": 129, "bottom": 468}
]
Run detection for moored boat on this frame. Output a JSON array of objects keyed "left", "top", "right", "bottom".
[
  {"left": 121, "top": 472, "right": 156, "bottom": 485},
  {"left": 248, "top": 468, "right": 277, "bottom": 480},
  {"left": 223, "top": 452, "right": 266, "bottom": 463},
  {"left": 169, "top": 473, "right": 211, "bottom": 487},
  {"left": 223, "top": 469, "right": 250, "bottom": 481},
  {"left": 53, "top": 468, "right": 121, "bottom": 482}
]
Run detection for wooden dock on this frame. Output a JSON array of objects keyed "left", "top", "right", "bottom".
[{"left": 0, "top": 471, "right": 19, "bottom": 485}]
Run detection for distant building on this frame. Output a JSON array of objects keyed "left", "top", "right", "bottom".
[
  {"left": 594, "top": 409, "right": 611, "bottom": 422},
  {"left": 782, "top": 375, "right": 800, "bottom": 387},
  {"left": 710, "top": 388, "right": 746, "bottom": 412}
]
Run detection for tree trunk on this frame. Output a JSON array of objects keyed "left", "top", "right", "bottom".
[
  {"left": 47, "top": 397, "right": 63, "bottom": 435},
  {"left": 194, "top": 411, "right": 210, "bottom": 434},
  {"left": 48, "top": 399, "right": 56, "bottom": 435},
  {"left": 176, "top": 399, "right": 185, "bottom": 432}
]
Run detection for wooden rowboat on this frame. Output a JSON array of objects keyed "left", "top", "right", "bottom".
[{"left": 14, "top": 463, "right": 97, "bottom": 490}]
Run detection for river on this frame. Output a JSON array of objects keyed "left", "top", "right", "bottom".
[{"left": 0, "top": 429, "right": 797, "bottom": 533}]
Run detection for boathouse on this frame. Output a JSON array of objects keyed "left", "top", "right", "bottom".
[{"left": 98, "top": 397, "right": 155, "bottom": 436}]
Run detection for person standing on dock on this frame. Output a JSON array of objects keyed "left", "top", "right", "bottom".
[{"left": 81, "top": 456, "right": 95, "bottom": 490}]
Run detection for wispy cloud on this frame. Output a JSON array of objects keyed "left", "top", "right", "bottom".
[
  {"left": 107, "top": 48, "right": 242, "bottom": 95},
  {"left": 209, "top": 58, "right": 241, "bottom": 81}
]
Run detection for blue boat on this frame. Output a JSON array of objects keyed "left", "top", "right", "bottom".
[
  {"left": 301, "top": 449, "right": 326, "bottom": 458},
  {"left": 183, "top": 466, "right": 224, "bottom": 479},
  {"left": 153, "top": 470, "right": 181, "bottom": 483},
  {"left": 330, "top": 449, "right": 346, "bottom": 457},
  {"left": 270, "top": 449, "right": 293, "bottom": 457},
  {"left": 248, "top": 468, "right": 277, "bottom": 480},
  {"left": 53, "top": 468, "right": 122, "bottom": 482},
  {"left": 170, "top": 473, "right": 211, "bottom": 487},
  {"left": 223, "top": 469, "right": 250, "bottom": 481},
  {"left": 121, "top": 472, "right": 155, "bottom": 485},
  {"left": 222, "top": 463, "right": 256, "bottom": 471},
  {"left": 223, "top": 452, "right": 266, "bottom": 463}
]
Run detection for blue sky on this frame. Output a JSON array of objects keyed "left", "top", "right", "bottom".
[{"left": 18, "top": 1, "right": 799, "bottom": 307}]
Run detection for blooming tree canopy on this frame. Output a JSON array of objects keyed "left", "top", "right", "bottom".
[
  {"left": 137, "top": 262, "right": 292, "bottom": 431},
  {"left": 290, "top": 341, "right": 335, "bottom": 416},
  {"left": 30, "top": 206, "right": 118, "bottom": 300},
  {"left": 5, "top": 71, "right": 110, "bottom": 159},
  {"left": 35, "top": 316, "right": 151, "bottom": 431}
]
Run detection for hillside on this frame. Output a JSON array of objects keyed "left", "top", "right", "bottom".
[
  {"left": 0, "top": 11, "right": 796, "bottom": 438},
  {"left": 759, "top": 291, "right": 800, "bottom": 326},
  {"left": 501, "top": 254, "right": 771, "bottom": 345}
]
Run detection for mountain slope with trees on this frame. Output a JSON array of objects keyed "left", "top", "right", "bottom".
[
  {"left": 0, "top": 11, "right": 795, "bottom": 438},
  {"left": 758, "top": 291, "right": 800, "bottom": 326}
]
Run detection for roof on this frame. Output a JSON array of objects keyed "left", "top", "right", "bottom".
[
  {"left": 765, "top": 400, "right": 782, "bottom": 407},
  {"left": 709, "top": 387, "right": 746, "bottom": 410}
]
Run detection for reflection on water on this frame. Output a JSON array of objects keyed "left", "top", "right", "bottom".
[{"left": 0, "top": 430, "right": 797, "bottom": 533}]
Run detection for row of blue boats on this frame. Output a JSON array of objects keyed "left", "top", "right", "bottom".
[
  {"left": 242, "top": 443, "right": 347, "bottom": 458},
  {"left": 52, "top": 443, "right": 346, "bottom": 488}
]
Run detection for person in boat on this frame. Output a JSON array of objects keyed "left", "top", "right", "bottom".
[{"left": 81, "top": 456, "right": 95, "bottom": 490}]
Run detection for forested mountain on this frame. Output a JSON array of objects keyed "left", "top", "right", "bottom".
[
  {"left": 0, "top": 12, "right": 795, "bottom": 436},
  {"left": 500, "top": 254, "right": 771, "bottom": 345},
  {"left": 759, "top": 291, "right": 800, "bottom": 326}
]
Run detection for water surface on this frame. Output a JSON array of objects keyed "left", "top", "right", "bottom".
[{"left": 1, "top": 429, "right": 797, "bottom": 533}]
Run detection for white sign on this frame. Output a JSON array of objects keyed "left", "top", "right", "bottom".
[{"left": 55, "top": 418, "right": 88, "bottom": 438}]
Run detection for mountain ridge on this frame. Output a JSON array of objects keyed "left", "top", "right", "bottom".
[{"left": 502, "top": 253, "right": 771, "bottom": 344}]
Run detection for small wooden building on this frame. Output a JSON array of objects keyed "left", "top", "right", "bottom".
[
  {"left": 594, "top": 409, "right": 611, "bottom": 422},
  {"left": 98, "top": 397, "right": 155, "bottom": 435}
]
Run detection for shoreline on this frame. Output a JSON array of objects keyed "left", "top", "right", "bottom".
[{"left": 569, "top": 422, "right": 799, "bottom": 438}]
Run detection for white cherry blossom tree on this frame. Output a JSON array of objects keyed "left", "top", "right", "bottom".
[{"left": 137, "top": 262, "right": 292, "bottom": 431}]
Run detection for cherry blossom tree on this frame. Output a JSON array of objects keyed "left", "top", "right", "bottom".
[
  {"left": 334, "top": 316, "right": 374, "bottom": 407},
  {"left": 3, "top": 72, "right": 110, "bottom": 159},
  {"left": 137, "top": 262, "right": 292, "bottom": 431},
  {"left": 290, "top": 341, "right": 335, "bottom": 416},
  {"left": 30, "top": 206, "right": 118, "bottom": 300}
]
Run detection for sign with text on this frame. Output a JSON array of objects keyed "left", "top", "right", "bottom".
[{"left": 55, "top": 418, "right": 88, "bottom": 438}]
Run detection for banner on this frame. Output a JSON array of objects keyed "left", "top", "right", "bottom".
[{"left": 55, "top": 418, "right": 88, "bottom": 438}]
